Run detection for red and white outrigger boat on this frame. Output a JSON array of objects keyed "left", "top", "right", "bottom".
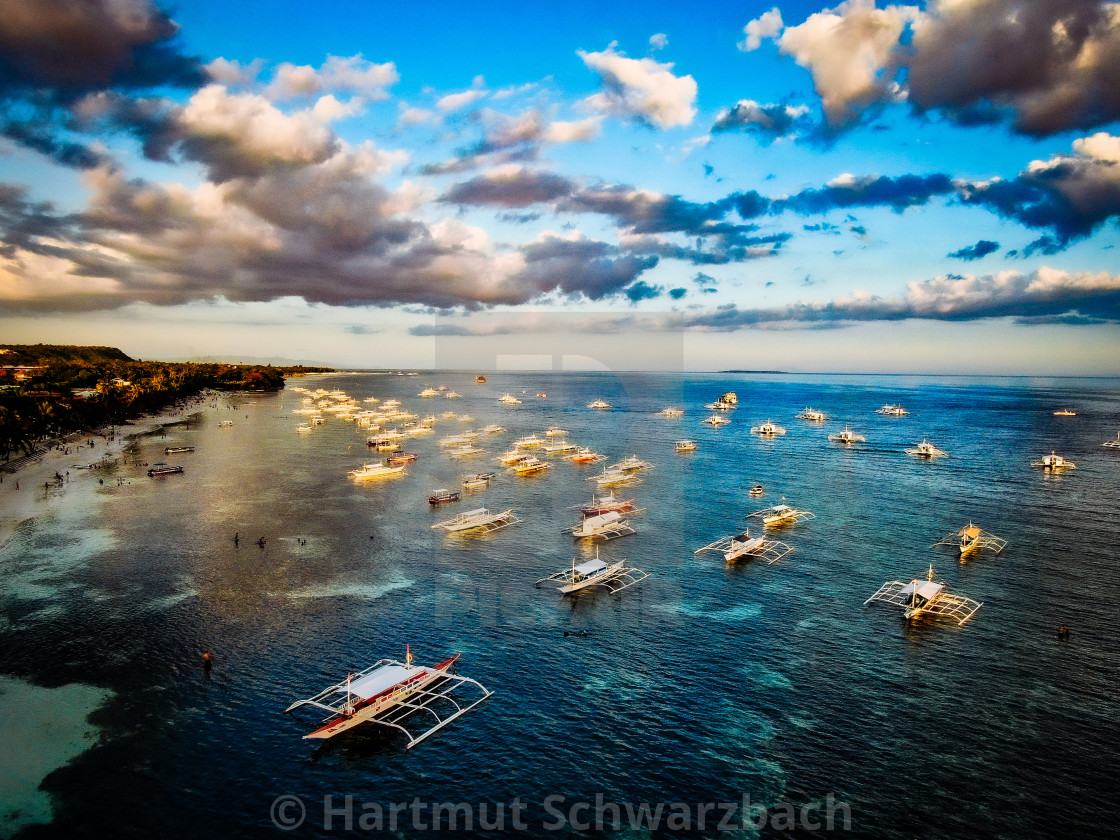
[{"left": 283, "top": 648, "right": 493, "bottom": 748}]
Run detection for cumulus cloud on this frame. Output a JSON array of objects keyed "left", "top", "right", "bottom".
[
  {"left": 266, "top": 54, "right": 398, "bottom": 100},
  {"left": 745, "top": 1, "right": 1120, "bottom": 136},
  {"left": 511, "top": 232, "right": 658, "bottom": 300},
  {"left": 776, "top": 0, "right": 915, "bottom": 130},
  {"left": 0, "top": 0, "right": 204, "bottom": 96},
  {"left": 578, "top": 44, "right": 697, "bottom": 128},
  {"left": 649, "top": 33, "right": 669, "bottom": 50},
  {"left": 177, "top": 85, "right": 340, "bottom": 180},
  {"left": 740, "top": 7, "right": 785, "bottom": 51},
  {"left": 437, "top": 80, "right": 489, "bottom": 112},
  {"left": 440, "top": 166, "right": 576, "bottom": 207},
  {"left": 711, "top": 100, "right": 811, "bottom": 139}
]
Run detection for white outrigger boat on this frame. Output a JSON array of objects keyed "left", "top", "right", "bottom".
[
  {"left": 797, "top": 407, "right": 828, "bottom": 421},
  {"left": 828, "top": 426, "right": 866, "bottom": 444},
  {"left": 694, "top": 529, "right": 792, "bottom": 564},
  {"left": 1031, "top": 451, "right": 1076, "bottom": 470},
  {"left": 864, "top": 566, "right": 982, "bottom": 625},
  {"left": 1103, "top": 431, "right": 1120, "bottom": 449},
  {"left": 906, "top": 440, "right": 947, "bottom": 458},
  {"left": 569, "top": 510, "right": 637, "bottom": 541},
  {"left": 296, "top": 423, "right": 313, "bottom": 433},
  {"left": 612, "top": 454, "right": 655, "bottom": 472},
  {"left": 283, "top": 649, "right": 493, "bottom": 748},
  {"left": 448, "top": 443, "right": 487, "bottom": 458},
  {"left": 933, "top": 523, "right": 1007, "bottom": 558},
  {"left": 674, "top": 439, "right": 698, "bottom": 452},
  {"left": 702, "top": 414, "right": 731, "bottom": 426},
  {"left": 589, "top": 467, "right": 641, "bottom": 488},
  {"left": 535, "top": 550, "right": 649, "bottom": 595},
  {"left": 656, "top": 407, "right": 684, "bottom": 417},
  {"left": 462, "top": 471, "right": 496, "bottom": 490},
  {"left": 705, "top": 392, "right": 737, "bottom": 410},
  {"left": 876, "top": 403, "right": 909, "bottom": 416},
  {"left": 587, "top": 398, "right": 611, "bottom": 409},
  {"left": 432, "top": 507, "right": 520, "bottom": 534},
  {"left": 349, "top": 462, "right": 406, "bottom": 480},
  {"left": 748, "top": 501, "right": 815, "bottom": 527},
  {"left": 751, "top": 420, "right": 787, "bottom": 436},
  {"left": 543, "top": 427, "right": 569, "bottom": 437},
  {"left": 480, "top": 424, "right": 505, "bottom": 434},
  {"left": 513, "top": 434, "right": 544, "bottom": 449},
  {"left": 1053, "top": 408, "right": 1077, "bottom": 416},
  {"left": 543, "top": 439, "right": 578, "bottom": 454},
  {"left": 498, "top": 393, "right": 522, "bottom": 405}
]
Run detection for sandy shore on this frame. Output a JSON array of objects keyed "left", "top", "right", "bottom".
[{"left": 0, "top": 392, "right": 223, "bottom": 551}]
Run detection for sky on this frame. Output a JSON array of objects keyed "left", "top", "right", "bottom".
[{"left": 1, "top": 0, "right": 1119, "bottom": 373}]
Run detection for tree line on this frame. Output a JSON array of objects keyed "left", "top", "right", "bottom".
[{"left": 0, "top": 346, "right": 332, "bottom": 462}]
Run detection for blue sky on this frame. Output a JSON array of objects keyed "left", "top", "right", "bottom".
[{"left": 1, "top": 0, "right": 1119, "bottom": 373}]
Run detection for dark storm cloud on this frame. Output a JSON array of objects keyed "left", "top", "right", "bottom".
[
  {"left": 440, "top": 169, "right": 576, "bottom": 208},
  {"left": 711, "top": 100, "right": 811, "bottom": 140},
  {"left": 623, "top": 280, "right": 663, "bottom": 302},
  {"left": 0, "top": 0, "right": 205, "bottom": 97},
  {"left": 948, "top": 239, "right": 1000, "bottom": 261},
  {"left": 775, "top": 173, "right": 957, "bottom": 214}
]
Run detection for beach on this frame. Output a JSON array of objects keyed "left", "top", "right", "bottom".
[{"left": 0, "top": 394, "right": 222, "bottom": 552}]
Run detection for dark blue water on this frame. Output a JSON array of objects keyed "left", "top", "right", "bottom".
[{"left": 2, "top": 372, "right": 1118, "bottom": 839}]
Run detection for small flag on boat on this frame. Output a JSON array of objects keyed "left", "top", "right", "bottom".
[{"left": 406, "top": 645, "right": 413, "bottom": 666}]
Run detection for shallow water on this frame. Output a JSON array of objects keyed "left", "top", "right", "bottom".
[{"left": 0, "top": 371, "right": 1117, "bottom": 839}]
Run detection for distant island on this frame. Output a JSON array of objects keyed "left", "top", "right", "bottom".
[
  {"left": 719, "top": 370, "right": 788, "bottom": 374},
  {"left": 0, "top": 344, "right": 333, "bottom": 463}
]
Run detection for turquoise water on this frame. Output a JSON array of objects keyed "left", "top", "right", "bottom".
[{"left": 1, "top": 371, "right": 1117, "bottom": 838}]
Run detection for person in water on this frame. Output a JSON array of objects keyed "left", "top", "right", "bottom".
[{"left": 1057, "top": 625, "right": 1070, "bottom": 640}]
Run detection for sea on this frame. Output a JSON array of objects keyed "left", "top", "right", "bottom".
[{"left": 0, "top": 371, "right": 1117, "bottom": 840}]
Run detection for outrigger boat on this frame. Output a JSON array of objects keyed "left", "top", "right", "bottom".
[
  {"left": 828, "top": 426, "right": 866, "bottom": 444},
  {"left": 432, "top": 507, "right": 520, "bottom": 534},
  {"left": 535, "top": 550, "right": 649, "bottom": 595},
  {"left": 612, "top": 455, "right": 655, "bottom": 472},
  {"left": 576, "top": 492, "right": 638, "bottom": 516},
  {"left": 543, "top": 439, "right": 578, "bottom": 454},
  {"left": 513, "top": 435, "right": 544, "bottom": 448},
  {"left": 569, "top": 447, "right": 605, "bottom": 464},
  {"left": 797, "top": 407, "right": 828, "bottom": 421},
  {"left": 589, "top": 467, "right": 641, "bottom": 488},
  {"left": 218, "top": 420, "right": 234, "bottom": 427},
  {"left": 674, "top": 440, "right": 698, "bottom": 452},
  {"left": 428, "top": 489, "right": 461, "bottom": 504},
  {"left": 906, "top": 440, "right": 947, "bottom": 458},
  {"left": 164, "top": 446, "right": 195, "bottom": 453},
  {"left": 462, "top": 472, "right": 496, "bottom": 490},
  {"left": 1053, "top": 409, "right": 1077, "bottom": 416},
  {"left": 387, "top": 452, "right": 418, "bottom": 464},
  {"left": 748, "top": 501, "right": 815, "bottom": 527},
  {"left": 587, "top": 398, "right": 611, "bottom": 409},
  {"left": 702, "top": 415, "right": 730, "bottom": 426},
  {"left": 349, "top": 462, "right": 406, "bottom": 480},
  {"left": 568, "top": 510, "right": 637, "bottom": 541},
  {"left": 509, "top": 456, "right": 550, "bottom": 475},
  {"left": 296, "top": 423, "right": 313, "bottom": 433},
  {"left": 705, "top": 392, "right": 737, "bottom": 410},
  {"left": 543, "top": 427, "right": 569, "bottom": 437},
  {"left": 448, "top": 443, "right": 487, "bottom": 458},
  {"left": 148, "top": 463, "right": 184, "bottom": 477},
  {"left": 694, "top": 529, "right": 792, "bottom": 564},
  {"left": 497, "top": 450, "right": 532, "bottom": 465},
  {"left": 498, "top": 393, "right": 522, "bottom": 405},
  {"left": 1031, "top": 451, "right": 1076, "bottom": 470},
  {"left": 475, "top": 375, "right": 486, "bottom": 383},
  {"left": 283, "top": 648, "right": 493, "bottom": 748},
  {"left": 749, "top": 484, "right": 764, "bottom": 497},
  {"left": 480, "top": 424, "right": 505, "bottom": 434},
  {"left": 656, "top": 407, "right": 684, "bottom": 417},
  {"left": 1103, "top": 431, "right": 1120, "bottom": 449},
  {"left": 933, "top": 523, "right": 1008, "bottom": 557},
  {"left": 751, "top": 420, "right": 787, "bottom": 436},
  {"left": 876, "top": 404, "right": 909, "bottom": 416},
  {"left": 864, "top": 566, "right": 982, "bottom": 625}
]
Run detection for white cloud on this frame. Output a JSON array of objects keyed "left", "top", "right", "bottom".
[
  {"left": 777, "top": 0, "right": 917, "bottom": 128},
  {"left": 649, "top": 33, "right": 668, "bottom": 50},
  {"left": 739, "top": 7, "right": 784, "bottom": 51},
  {"left": 206, "top": 57, "right": 263, "bottom": 86},
  {"left": 544, "top": 117, "right": 602, "bottom": 143},
  {"left": 578, "top": 44, "right": 697, "bottom": 128},
  {"left": 437, "top": 87, "right": 489, "bottom": 112},
  {"left": 267, "top": 54, "right": 398, "bottom": 100}
]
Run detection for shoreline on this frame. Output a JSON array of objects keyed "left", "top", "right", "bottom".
[{"left": 0, "top": 392, "right": 223, "bottom": 551}]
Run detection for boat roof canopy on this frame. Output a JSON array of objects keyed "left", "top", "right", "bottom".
[
  {"left": 336, "top": 664, "right": 421, "bottom": 700},
  {"left": 585, "top": 511, "right": 622, "bottom": 527},
  {"left": 574, "top": 559, "right": 608, "bottom": 576},
  {"left": 902, "top": 580, "right": 944, "bottom": 600}
]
